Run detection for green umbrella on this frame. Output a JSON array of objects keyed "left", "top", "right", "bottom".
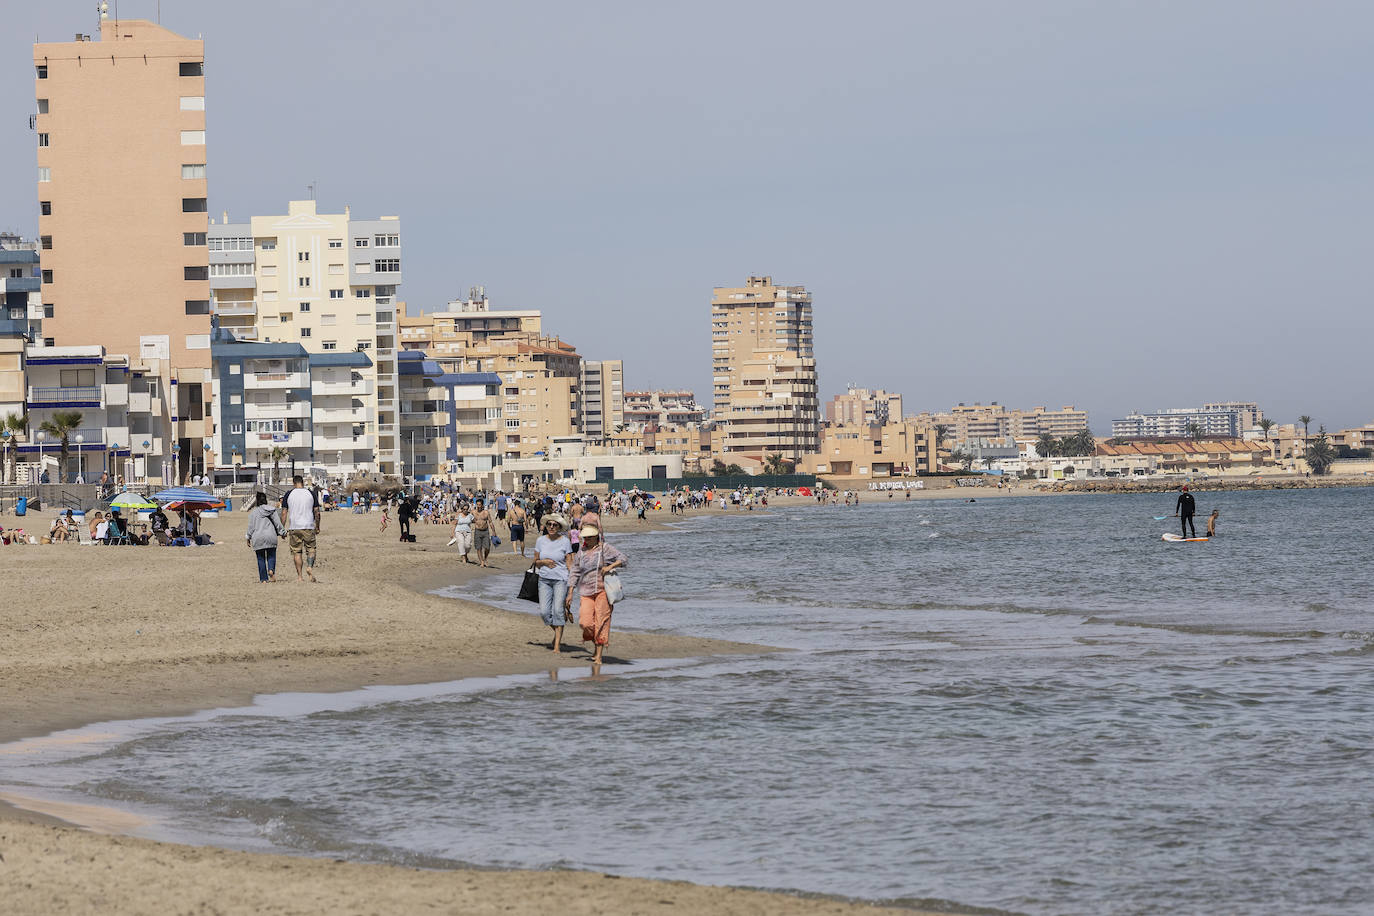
[{"left": 108, "top": 492, "right": 159, "bottom": 511}]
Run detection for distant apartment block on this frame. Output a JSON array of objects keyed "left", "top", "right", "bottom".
[
  {"left": 34, "top": 19, "right": 213, "bottom": 481},
  {"left": 623, "top": 390, "right": 704, "bottom": 429},
  {"left": 711, "top": 276, "right": 819, "bottom": 460},
  {"left": 580, "top": 360, "right": 624, "bottom": 442},
  {"left": 911, "top": 402, "right": 1089, "bottom": 445},
  {"left": 826, "top": 386, "right": 903, "bottom": 426},
  {"left": 397, "top": 289, "right": 542, "bottom": 355},
  {"left": 801, "top": 420, "right": 938, "bottom": 480},
  {"left": 1111, "top": 402, "right": 1262, "bottom": 439},
  {"left": 207, "top": 200, "right": 403, "bottom": 473}
]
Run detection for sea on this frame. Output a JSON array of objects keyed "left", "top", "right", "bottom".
[{"left": 3, "top": 487, "right": 1373, "bottom": 915}]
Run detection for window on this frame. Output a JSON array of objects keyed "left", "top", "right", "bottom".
[
  {"left": 328, "top": 264, "right": 344, "bottom": 274},
  {"left": 353, "top": 262, "right": 372, "bottom": 274},
  {"left": 179, "top": 61, "right": 203, "bottom": 76},
  {"left": 37, "top": 99, "right": 48, "bottom": 114},
  {"left": 260, "top": 240, "right": 277, "bottom": 250},
  {"left": 229, "top": 365, "right": 240, "bottom": 375},
  {"left": 184, "top": 266, "right": 209, "bottom": 280},
  {"left": 186, "top": 334, "right": 210, "bottom": 350},
  {"left": 36, "top": 66, "right": 48, "bottom": 79},
  {"left": 180, "top": 130, "right": 206, "bottom": 145},
  {"left": 298, "top": 277, "right": 311, "bottom": 288},
  {"left": 374, "top": 233, "right": 400, "bottom": 247},
  {"left": 247, "top": 419, "right": 285, "bottom": 434},
  {"left": 299, "top": 302, "right": 311, "bottom": 312},
  {"left": 374, "top": 259, "right": 400, "bottom": 273},
  {"left": 300, "top": 328, "right": 312, "bottom": 338},
  {"left": 41, "top": 269, "right": 53, "bottom": 284},
  {"left": 354, "top": 289, "right": 371, "bottom": 299},
  {"left": 506, "top": 419, "right": 522, "bottom": 429},
  {"left": 181, "top": 164, "right": 206, "bottom": 179},
  {"left": 38, "top": 166, "right": 50, "bottom": 182},
  {"left": 329, "top": 289, "right": 343, "bottom": 299},
  {"left": 40, "top": 201, "right": 51, "bottom": 216},
  {"left": 182, "top": 197, "right": 207, "bottom": 212},
  {"left": 262, "top": 290, "right": 278, "bottom": 301},
  {"left": 356, "top": 341, "right": 371, "bottom": 350},
  {"left": 261, "top": 266, "right": 277, "bottom": 277},
  {"left": 208, "top": 237, "right": 252, "bottom": 251},
  {"left": 43, "top": 337, "right": 54, "bottom": 347},
  {"left": 354, "top": 237, "right": 369, "bottom": 248},
  {"left": 328, "top": 239, "right": 343, "bottom": 248},
  {"left": 321, "top": 314, "right": 336, "bottom": 326},
  {"left": 183, "top": 232, "right": 206, "bottom": 246},
  {"left": 355, "top": 313, "right": 369, "bottom": 325},
  {"left": 322, "top": 341, "right": 337, "bottom": 351},
  {"left": 43, "top": 304, "right": 54, "bottom": 319},
  {"left": 37, "top": 132, "right": 49, "bottom": 148},
  {"left": 179, "top": 95, "right": 205, "bottom": 110},
  {"left": 298, "top": 251, "right": 309, "bottom": 261},
  {"left": 184, "top": 299, "right": 210, "bottom": 315},
  {"left": 209, "top": 263, "right": 253, "bottom": 277},
  {"left": 229, "top": 394, "right": 241, "bottom": 405},
  {"left": 40, "top": 235, "right": 51, "bottom": 249}
]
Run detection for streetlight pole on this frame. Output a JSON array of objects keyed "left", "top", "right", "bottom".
[
  {"left": 75, "top": 433, "right": 84, "bottom": 484},
  {"left": 36, "top": 430, "right": 44, "bottom": 483}
]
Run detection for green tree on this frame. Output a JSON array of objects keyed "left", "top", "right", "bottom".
[
  {"left": 1304, "top": 433, "right": 1335, "bottom": 476},
  {"left": 1298, "top": 415, "right": 1312, "bottom": 444},
  {"left": 763, "top": 453, "right": 794, "bottom": 475},
  {"left": 2, "top": 412, "right": 26, "bottom": 484},
  {"left": 1072, "top": 428, "right": 1097, "bottom": 456},
  {"left": 269, "top": 446, "right": 289, "bottom": 484},
  {"left": 1257, "top": 418, "right": 1274, "bottom": 441},
  {"left": 950, "top": 447, "right": 975, "bottom": 471},
  {"left": 1035, "top": 433, "right": 1058, "bottom": 459},
  {"left": 933, "top": 424, "right": 950, "bottom": 451},
  {"left": 38, "top": 411, "right": 83, "bottom": 483},
  {"left": 1186, "top": 422, "right": 1202, "bottom": 440}
]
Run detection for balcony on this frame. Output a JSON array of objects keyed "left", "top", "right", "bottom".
[
  {"left": 244, "top": 400, "right": 311, "bottom": 420},
  {"left": 28, "top": 385, "right": 102, "bottom": 407},
  {"left": 245, "top": 430, "right": 310, "bottom": 449},
  {"left": 312, "top": 378, "right": 373, "bottom": 396},
  {"left": 312, "top": 406, "right": 368, "bottom": 423},
  {"left": 102, "top": 384, "right": 128, "bottom": 407},
  {"left": 401, "top": 410, "right": 450, "bottom": 427},
  {"left": 314, "top": 433, "right": 373, "bottom": 451},
  {"left": 213, "top": 300, "right": 257, "bottom": 317},
  {"left": 127, "top": 391, "right": 152, "bottom": 414},
  {"left": 244, "top": 370, "right": 309, "bottom": 390}
]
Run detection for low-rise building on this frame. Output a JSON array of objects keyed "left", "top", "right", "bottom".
[{"left": 800, "top": 421, "right": 938, "bottom": 480}]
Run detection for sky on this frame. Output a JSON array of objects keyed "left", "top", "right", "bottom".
[{"left": 4, "top": 1, "right": 1372, "bottom": 433}]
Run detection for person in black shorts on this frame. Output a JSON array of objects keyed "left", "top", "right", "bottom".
[{"left": 1176, "top": 485, "right": 1197, "bottom": 538}]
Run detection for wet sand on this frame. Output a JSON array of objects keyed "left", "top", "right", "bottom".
[{"left": 0, "top": 502, "right": 942, "bottom": 915}]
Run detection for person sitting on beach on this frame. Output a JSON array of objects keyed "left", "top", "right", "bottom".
[{"left": 149, "top": 507, "right": 170, "bottom": 546}]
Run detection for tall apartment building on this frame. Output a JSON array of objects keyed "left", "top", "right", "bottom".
[
  {"left": 711, "top": 276, "right": 819, "bottom": 459},
  {"left": 207, "top": 200, "right": 402, "bottom": 473},
  {"left": 1111, "top": 402, "right": 1262, "bottom": 439},
  {"left": 1, "top": 239, "right": 42, "bottom": 425},
  {"left": 580, "top": 360, "right": 623, "bottom": 442},
  {"left": 34, "top": 19, "right": 213, "bottom": 482},
  {"left": 398, "top": 299, "right": 582, "bottom": 461},
  {"left": 826, "top": 386, "right": 903, "bottom": 426}
]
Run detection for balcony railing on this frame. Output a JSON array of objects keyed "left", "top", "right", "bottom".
[{"left": 29, "top": 386, "right": 101, "bottom": 404}]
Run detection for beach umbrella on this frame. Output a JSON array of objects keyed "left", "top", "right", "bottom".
[
  {"left": 154, "top": 486, "right": 225, "bottom": 512},
  {"left": 108, "top": 492, "right": 159, "bottom": 511}
]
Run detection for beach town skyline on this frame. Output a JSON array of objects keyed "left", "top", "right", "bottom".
[{"left": 2, "top": 1, "right": 1371, "bottom": 431}]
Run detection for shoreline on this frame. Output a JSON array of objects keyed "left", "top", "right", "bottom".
[{"left": 0, "top": 500, "right": 953, "bottom": 915}]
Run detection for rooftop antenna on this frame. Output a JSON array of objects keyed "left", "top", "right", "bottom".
[
  {"left": 97, "top": 2, "right": 108, "bottom": 26},
  {"left": 308, "top": 180, "right": 317, "bottom": 201}
]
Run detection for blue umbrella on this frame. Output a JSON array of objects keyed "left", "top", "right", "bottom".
[{"left": 153, "top": 487, "right": 225, "bottom": 510}]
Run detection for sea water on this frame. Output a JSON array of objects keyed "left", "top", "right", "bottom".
[{"left": 4, "top": 488, "right": 1373, "bottom": 915}]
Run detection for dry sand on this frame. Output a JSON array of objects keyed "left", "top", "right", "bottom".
[{"left": 0, "top": 503, "right": 944, "bottom": 915}]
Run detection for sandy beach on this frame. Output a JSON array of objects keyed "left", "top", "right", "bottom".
[{"left": 0, "top": 501, "right": 946, "bottom": 915}]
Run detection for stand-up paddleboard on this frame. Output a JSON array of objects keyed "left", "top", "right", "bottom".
[{"left": 1162, "top": 533, "right": 1208, "bottom": 542}]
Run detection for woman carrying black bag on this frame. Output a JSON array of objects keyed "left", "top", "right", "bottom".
[{"left": 529, "top": 515, "right": 572, "bottom": 652}]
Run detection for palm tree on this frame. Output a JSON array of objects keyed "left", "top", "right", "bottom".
[
  {"left": 933, "top": 424, "right": 950, "bottom": 451},
  {"left": 1298, "top": 415, "right": 1312, "bottom": 449},
  {"left": 38, "top": 411, "right": 83, "bottom": 483},
  {"left": 950, "top": 447, "right": 975, "bottom": 471},
  {"left": 1257, "top": 418, "right": 1274, "bottom": 441},
  {"left": 1304, "top": 433, "right": 1335, "bottom": 476},
  {"left": 1186, "top": 422, "right": 1202, "bottom": 440},
  {"left": 1035, "top": 433, "right": 1058, "bottom": 459},
  {"left": 269, "top": 446, "right": 289, "bottom": 484},
  {"left": 2, "top": 412, "right": 26, "bottom": 484},
  {"left": 1072, "top": 428, "right": 1097, "bottom": 456},
  {"left": 763, "top": 453, "right": 787, "bottom": 475}
]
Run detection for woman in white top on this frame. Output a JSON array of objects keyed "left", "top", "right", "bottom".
[
  {"left": 450, "top": 506, "right": 475, "bottom": 563},
  {"left": 532, "top": 515, "right": 573, "bottom": 653}
]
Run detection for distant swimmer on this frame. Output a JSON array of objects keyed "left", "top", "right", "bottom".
[
  {"left": 1207, "top": 509, "right": 1219, "bottom": 537},
  {"left": 1176, "top": 486, "right": 1197, "bottom": 539}
]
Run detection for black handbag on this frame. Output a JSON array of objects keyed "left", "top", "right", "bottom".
[{"left": 517, "top": 566, "right": 540, "bottom": 602}]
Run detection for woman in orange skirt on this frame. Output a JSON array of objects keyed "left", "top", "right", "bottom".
[{"left": 563, "top": 524, "right": 628, "bottom": 665}]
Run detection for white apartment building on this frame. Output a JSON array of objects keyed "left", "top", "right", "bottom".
[
  {"left": 1112, "top": 402, "right": 1263, "bottom": 439},
  {"left": 580, "top": 360, "right": 624, "bottom": 442},
  {"left": 208, "top": 200, "right": 402, "bottom": 473}
]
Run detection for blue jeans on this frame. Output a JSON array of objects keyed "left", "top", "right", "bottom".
[
  {"left": 255, "top": 547, "right": 278, "bottom": 582},
  {"left": 537, "top": 577, "right": 568, "bottom": 628}
]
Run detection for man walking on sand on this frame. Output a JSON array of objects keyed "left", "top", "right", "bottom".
[
  {"left": 281, "top": 475, "right": 321, "bottom": 582},
  {"left": 472, "top": 497, "right": 494, "bottom": 568}
]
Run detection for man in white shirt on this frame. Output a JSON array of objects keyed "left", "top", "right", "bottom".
[{"left": 280, "top": 475, "right": 321, "bottom": 583}]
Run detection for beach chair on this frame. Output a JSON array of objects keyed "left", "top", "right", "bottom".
[
  {"left": 76, "top": 524, "right": 94, "bottom": 546},
  {"left": 105, "top": 518, "right": 133, "bottom": 546}
]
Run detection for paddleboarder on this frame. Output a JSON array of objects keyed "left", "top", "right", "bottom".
[{"left": 1176, "top": 485, "right": 1197, "bottom": 539}]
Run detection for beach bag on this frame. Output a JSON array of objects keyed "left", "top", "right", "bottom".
[
  {"left": 491, "top": 533, "right": 502, "bottom": 546},
  {"left": 603, "top": 572, "right": 625, "bottom": 604},
  {"left": 517, "top": 566, "right": 540, "bottom": 602}
]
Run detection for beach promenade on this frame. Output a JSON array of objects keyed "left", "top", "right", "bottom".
[{"left": 0, "top": 502, "right": 949, "bottom": 915}]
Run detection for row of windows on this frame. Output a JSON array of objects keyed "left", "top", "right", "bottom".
[
  {"left": 209, "top": 237, "right": 251, "bottom": 251},
  {"left": 209, "top": 263, "right": 252, "bottom": 277}
]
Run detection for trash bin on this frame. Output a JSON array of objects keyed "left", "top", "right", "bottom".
[
  {"left": 16, "top": 497, "right": 27, "bottom": 516},
  {"left": 224, "top": 498, "right": 232, "bottom": 512}
]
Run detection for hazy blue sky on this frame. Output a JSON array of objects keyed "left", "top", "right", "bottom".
[{"left": 5, "top": 1, "right": 1372, "bottom": 432}]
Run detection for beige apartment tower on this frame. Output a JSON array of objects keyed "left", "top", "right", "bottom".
[
  {"left": 711, "top": 276, "right": 819, "bottom": 460},
  {"left": 34, "top": 19, "right": 213, "bottom": 481}
]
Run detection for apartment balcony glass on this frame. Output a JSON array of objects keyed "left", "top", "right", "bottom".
[
  {"left": 243, "top": 371, "right": 310, "bottom": 390},
  {"left": 213, "top": 300, "right": 257, "bottom": 317},
  {"left": 27, "top": 385, "right": 102, "bottom": 407},
  {"left": 244, "top": 401, "right": 311, "bottom": 420}
]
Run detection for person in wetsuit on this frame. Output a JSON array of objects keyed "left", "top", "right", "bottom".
[{"left": 1176, "top": 485, "right": 1197, "bottom": 538}]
